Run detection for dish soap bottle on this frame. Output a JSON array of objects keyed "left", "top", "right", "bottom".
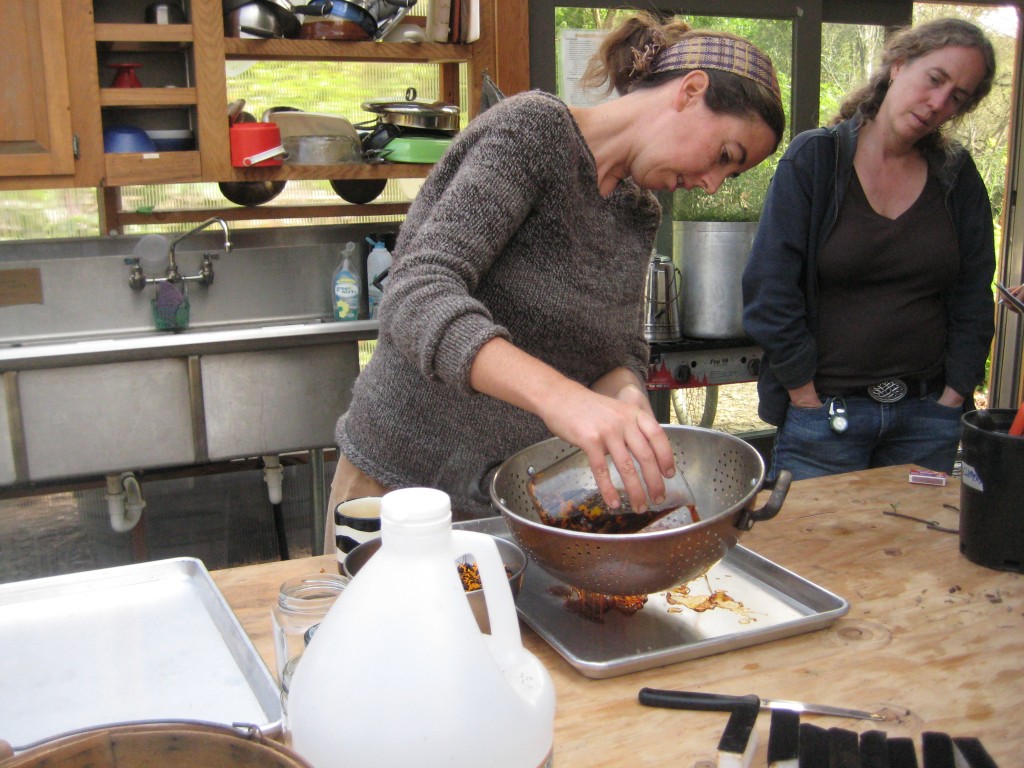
[
  {"left": 287, "top": 487, "right": 556, "bottom": 768},
  {"left": 365, "top": 236, "right": 392, "bottom": 319},
  {"left": 332, "top": 242, "right": 360, "bottom": 321}
]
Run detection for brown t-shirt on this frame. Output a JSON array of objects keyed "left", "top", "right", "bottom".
[{"left": 815, "top": 170, "right": 958, "bottom": 394}]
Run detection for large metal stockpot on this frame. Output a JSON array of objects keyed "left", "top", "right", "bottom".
[
  {"left": 676, "top": 220, "right": 757, "bottom": 339},
  {"left": 490, "top": 425, "right": 791, "bottom": 596}
]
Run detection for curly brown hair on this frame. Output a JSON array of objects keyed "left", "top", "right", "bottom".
[
  {"left": 830, "top": 18, "right": 996, "bottom": 154},
  {"left": 579, "top": 12, "right": 785, "bottom": 151}
]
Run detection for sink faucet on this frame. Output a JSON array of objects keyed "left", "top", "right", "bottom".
[
  {"left": 129, "top": 217, "right": 231, "bottom": 290},
  {"left": 168, "top": 217, "right": 231, "bottom": 286}
]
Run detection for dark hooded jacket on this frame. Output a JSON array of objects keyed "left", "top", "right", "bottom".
[{"left": 742, "top": 116, "right": 995, "bottom": 426}]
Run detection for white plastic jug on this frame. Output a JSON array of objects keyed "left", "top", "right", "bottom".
[{"left": 286, "top": 487, "right": 555, "bottom": 768}]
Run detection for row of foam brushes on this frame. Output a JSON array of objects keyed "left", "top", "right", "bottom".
[{"left": 640, "top": 695, "right": 999, "bottom": 767}]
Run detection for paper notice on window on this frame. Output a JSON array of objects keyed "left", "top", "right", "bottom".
[
  {"left": 0, "top": 268, "right": 43, "bottom": 307},
  {"left": 559, "top": 29, "right": 618, "bottom": 107}
]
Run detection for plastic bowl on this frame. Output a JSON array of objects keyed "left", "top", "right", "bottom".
[
  {"left": 146, "top": 129, "right": 195, "bottom": 151},
  {"left": 343, "top": 533, "right": 527, "bottom": 633},
  {"left": 103, "top": 125, "right": 157, "bottom": 154}
]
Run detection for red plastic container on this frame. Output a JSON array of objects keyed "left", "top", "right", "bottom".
[{"left": 230, "top": 123, "right": 285, "bottom": 167}]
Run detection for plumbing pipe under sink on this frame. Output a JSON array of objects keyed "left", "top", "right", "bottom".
[
  {"left": 105, "top": 472, "right": 146, "bottom": 533},
  {"left": 263, "top": 455, "right": 289, "bottom": 560},
  {"left": 263, "top": 454, "right": 284, "bottom": 504}
]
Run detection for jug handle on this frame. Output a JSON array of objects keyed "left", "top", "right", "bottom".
[{"left": 450, "top": 530, "right": 523, "bottom": 665}]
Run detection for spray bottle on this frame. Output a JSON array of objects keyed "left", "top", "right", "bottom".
[
  {"left": 365, "top": 236, "right": 392, "bottom": 319},
  {"left": 332, "top": 242, "right": 360, "bottom": 321}
]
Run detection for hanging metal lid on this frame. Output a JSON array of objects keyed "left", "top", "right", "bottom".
[{"left": 361, "top": 87, "right": 460, "bottom": 132}]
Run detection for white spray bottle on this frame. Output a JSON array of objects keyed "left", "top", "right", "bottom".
[{"left": 365, "top": 236, "right": 392, "bottom": 319}]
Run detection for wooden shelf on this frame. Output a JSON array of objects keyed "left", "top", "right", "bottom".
[
  {"left": 222, "top": 38, "right": 474, "bottom": 63},
  {"left": 114, "top": 202, "right": 412, "bottom": 225},
  {"left": 3, "top": 0, "right": 498, "bottom": 222},
  {"left": 94, "top": 23, "right": 194, "bottom": 43},
  {"left": 223, "top": 163, "right": 433, "bottom": 182},
  {"left": 99, "top": 87, "right": 197, "bottom": 107}
]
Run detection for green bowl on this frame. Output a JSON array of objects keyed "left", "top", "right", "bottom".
[{"left": 381, "top": 136, "right": 452, "bottom": 164}]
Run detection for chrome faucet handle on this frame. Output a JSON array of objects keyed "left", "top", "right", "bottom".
[
  {"left": 199, "top": 254, "right": 216, "bottom": 287},
  {"left": 127, "top": 261, "right": 147, "bottom": 291}
]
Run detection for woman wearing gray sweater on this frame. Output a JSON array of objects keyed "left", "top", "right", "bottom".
[{"left": 327, "top": 12, "right": 785, "bottom": 537}]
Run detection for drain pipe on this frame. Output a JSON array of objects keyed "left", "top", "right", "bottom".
[
  {"left": 105, "top": 472, "right": 146, "bottom": 533},
  {"left": 263, "top": 455, "right": 289, "bottom": 560}
]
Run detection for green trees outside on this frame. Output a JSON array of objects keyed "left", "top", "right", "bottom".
[{"left": 554, "top": 5, "right": 1017, "bottom": 229}]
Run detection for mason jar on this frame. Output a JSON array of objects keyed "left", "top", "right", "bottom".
[{"left": 272, "top": 573, "right": 348, "bottom": 712}]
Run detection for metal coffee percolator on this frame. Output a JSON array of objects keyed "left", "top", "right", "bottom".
[{"left": 643, "top": 251, "right": 684, "bottom": 342}]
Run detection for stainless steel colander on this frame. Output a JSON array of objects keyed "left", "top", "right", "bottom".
[{"left": 489, "top": 425, "right": 791, "bottom": 596}]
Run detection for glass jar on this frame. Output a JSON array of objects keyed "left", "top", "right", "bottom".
[{"left": 272, "top": 573, "right": 348, "bottom": 712}]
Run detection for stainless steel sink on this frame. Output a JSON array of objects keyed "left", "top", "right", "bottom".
[{"left": 0, "top": 226, "right": 386, "bottom": 487}]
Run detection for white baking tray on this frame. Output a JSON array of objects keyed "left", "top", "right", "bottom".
[
  {"left": 0, "top": 557, "right": 282, "bottom": 749},
  {"left": 457, "top": 518, "right": 849, "bottom": 680}
]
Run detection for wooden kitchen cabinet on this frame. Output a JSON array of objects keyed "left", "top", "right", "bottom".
[
  {"left": 0, "top": 0, "right": 104, "bottom": 190},
  {"left": 0, "top": 0, "right": 516, "bottom": 214}
]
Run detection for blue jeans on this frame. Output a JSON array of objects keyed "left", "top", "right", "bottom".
[{"left": 770, "top": 393, "right": 964, "bottom": 482}]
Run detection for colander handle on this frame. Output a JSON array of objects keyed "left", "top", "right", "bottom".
[
  {"left": 735, "top": 470, "right": 792, "bottom": 531},
  {"left": 469, "top": 459, "right": 505, "bottom": 506}
]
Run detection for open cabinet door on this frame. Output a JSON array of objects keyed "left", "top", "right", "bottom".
[{"left": 0, "top": 0, "right": 76, "bottom": 177}]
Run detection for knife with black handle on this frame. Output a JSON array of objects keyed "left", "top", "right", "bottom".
[
  {"left": 638, "top": 688, "right": 885, "bottom": 721},
  {"left": 639, "top": 688, "right": 760, "bottom": 712}
]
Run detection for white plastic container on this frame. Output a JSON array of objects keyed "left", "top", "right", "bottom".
[
  {"left": 332, "top": 242, "right": 360, "bottom": 321},
  {"left": 287, "top": 487, "right": 555, "bottom": 768},
  {"left": 365, "top": 237, "right": 392, "bottom": 319}
]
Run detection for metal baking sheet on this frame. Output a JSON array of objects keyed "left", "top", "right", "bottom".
[
  {"left": 457, "top": 518, "right": 849, "bottom": 680},
  {"left": 0, "top": 557, "right": 282, "bottom": 749}
]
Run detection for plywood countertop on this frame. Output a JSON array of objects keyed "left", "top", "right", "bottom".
[{"left": 212, "top": 464, "right": 1022, "bottom": 766}]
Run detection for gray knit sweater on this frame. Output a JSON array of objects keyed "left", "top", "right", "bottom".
[{"left": 336, "top": 90, "right": 662, "bottom": 517}]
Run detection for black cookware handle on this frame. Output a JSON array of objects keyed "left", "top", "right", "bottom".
[
  {"left": 468, "top": 459, "right": 504, "bottom": 506},
  {"left": 293, "top": 2, "right": 332, "bottom": 15},
  {"left": 638, "top": 688, "right": 760, "bottom": 712},
  {"left": 735, "top": 470, "right": 792, "bottom": 531}
]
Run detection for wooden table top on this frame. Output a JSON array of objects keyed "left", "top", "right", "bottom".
[{"left": 211, "top": 464, "right": 1023, "bottom": 766}]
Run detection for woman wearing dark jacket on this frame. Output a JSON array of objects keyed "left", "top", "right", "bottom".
[
  {"left": 743, "top": 18, "right": 997, "bottom": 481},
  {"left": 323, "top": 12, "right": 786, "bottom": 550}
]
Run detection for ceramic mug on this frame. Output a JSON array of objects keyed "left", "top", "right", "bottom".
[{"left": 334, "top": 496, "right": 382, "bottom": 572}]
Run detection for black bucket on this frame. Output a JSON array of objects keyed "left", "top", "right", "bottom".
[{"left": 959, "top": 409, "right": 1024, "bottom": 573}]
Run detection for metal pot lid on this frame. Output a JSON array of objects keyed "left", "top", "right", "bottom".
[
  {"left": 223, "top": 0, "right": 289, "bottom": 13},
  {"left": 361, "top": 87, "right": 459, "bottom": 118}
]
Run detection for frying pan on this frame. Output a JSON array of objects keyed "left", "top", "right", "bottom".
[{"left": 223, "top": 0, "right": 329, "bottom": 38}]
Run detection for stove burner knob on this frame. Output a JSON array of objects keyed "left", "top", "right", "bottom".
[
  {"left": 747, "top": 358, "right": 761, "bottom": 376},
  {"left": 672, "top": 364, "right": 692, "bottom": 384}
]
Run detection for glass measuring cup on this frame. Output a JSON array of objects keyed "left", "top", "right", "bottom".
[{"left": 527, "top": 449, "right": 698, "bottom": 534}]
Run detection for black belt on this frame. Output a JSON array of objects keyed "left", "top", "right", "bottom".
[{"left": 822, "top": 377, "right": 945, "bottom": 403}]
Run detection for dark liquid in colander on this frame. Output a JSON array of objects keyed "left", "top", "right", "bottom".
[{"left": 537, "top": 491, "right": 696, "bottom": 534}]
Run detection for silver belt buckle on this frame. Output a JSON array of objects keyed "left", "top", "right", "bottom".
[{"left": 868, "top": 379, "right": 908, "bottom": 403}]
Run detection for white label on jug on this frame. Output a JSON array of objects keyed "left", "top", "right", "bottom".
[{"left": 961, "top": 462, "right": 983, "bottom": 492}]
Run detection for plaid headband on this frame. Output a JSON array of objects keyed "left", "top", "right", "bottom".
[{"left": 638, "top": 35, "right": 781, "bottom": 102}]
